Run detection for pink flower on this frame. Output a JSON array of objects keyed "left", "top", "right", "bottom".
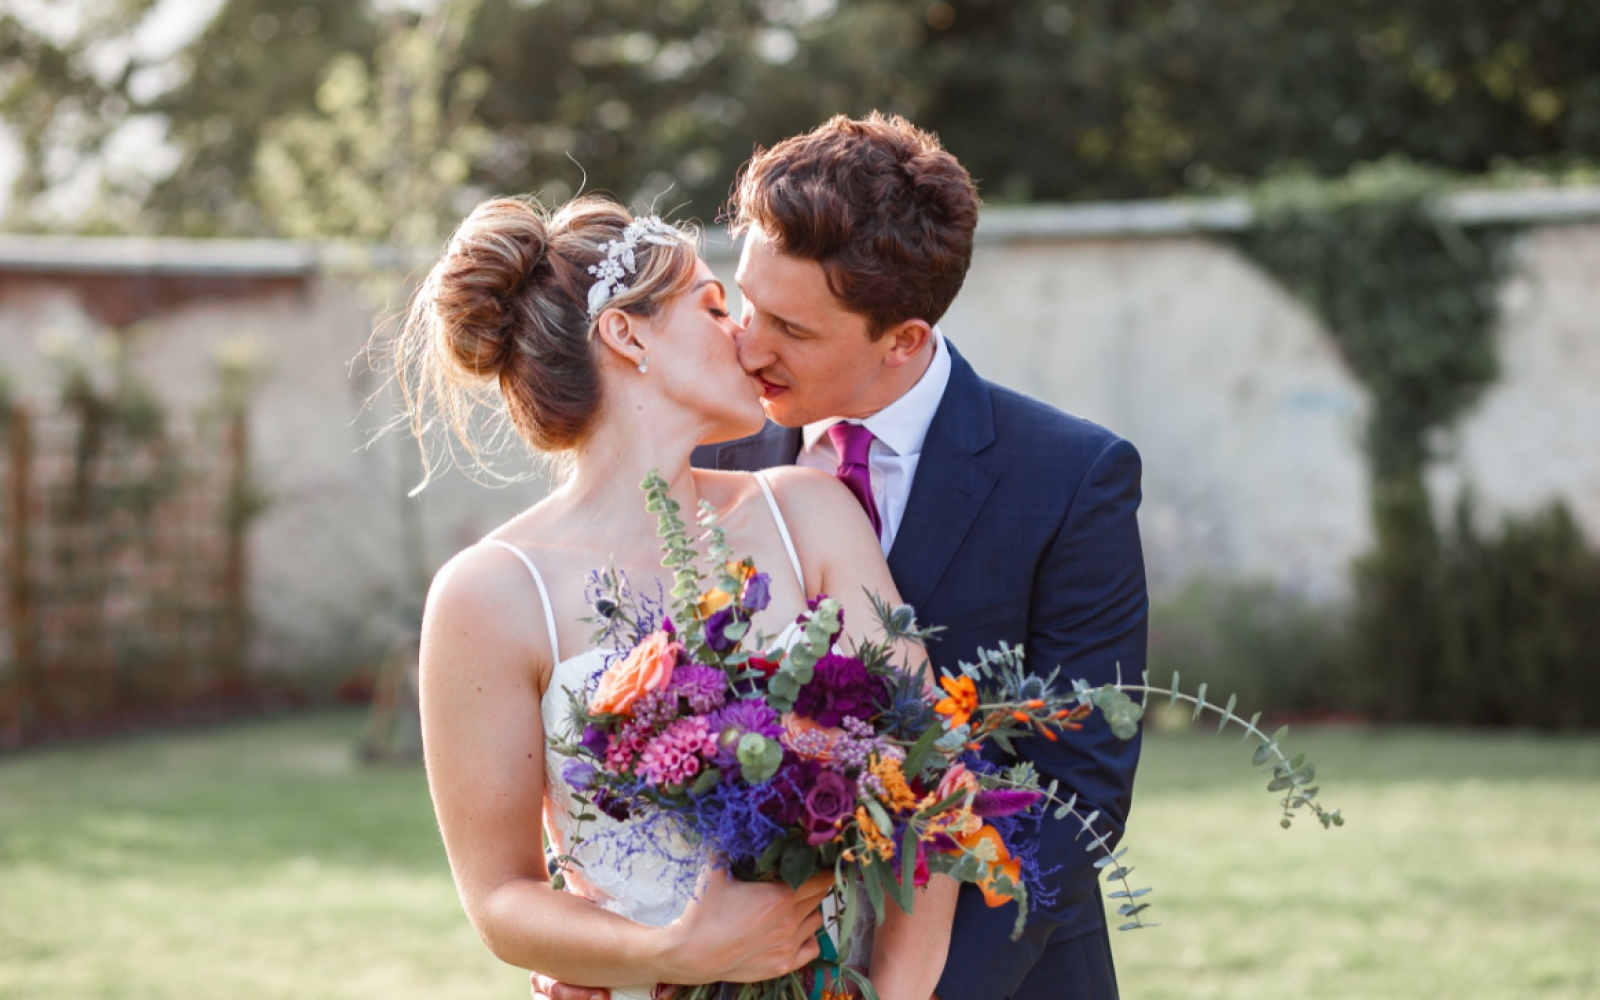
[
  {"left": 937, "top": 763, "right": 980, "bottom": 802},
  {"left": 636, "top": 717, "right": 718, "bottom": 787}
]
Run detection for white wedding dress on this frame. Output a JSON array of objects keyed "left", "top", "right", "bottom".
[{"left": 488, "top": 472, "right": 849, "bottom": 1000}]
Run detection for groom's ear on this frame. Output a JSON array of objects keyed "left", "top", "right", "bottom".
[
  {"left": 879, "top": 318, "right": 934, "bottom": 369},
  {"left": 593, "top": 307, "right": 649, "bottom": 370}
]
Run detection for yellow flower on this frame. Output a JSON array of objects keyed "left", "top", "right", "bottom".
[
  {"left": 696, "top": 588, "right": 733, "bottom": 619},
  {"left": 934, "top": 674, "right": 978, "bottom": 728},
  {"left": 725, "top": 559, "right": 756, "bottom": 583}
]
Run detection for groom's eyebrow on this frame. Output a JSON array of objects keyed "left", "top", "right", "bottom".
[{"left": 734, "top": 278, "right": 813, "bottom": 334}]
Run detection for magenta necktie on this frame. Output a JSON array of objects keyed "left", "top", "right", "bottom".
[{"left": 827, "top": 422, "right": 882, "bottom": 538}]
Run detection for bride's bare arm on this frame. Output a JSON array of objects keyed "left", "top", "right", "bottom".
[
  {"left": 419, "top": 545, "right": 831, "bottom": 987},
  {"left": 766, "top": 469, "right": 958, "bottom": 1000}
]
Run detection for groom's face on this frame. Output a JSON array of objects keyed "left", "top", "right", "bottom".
[{"left": 733, "top": 225, "right": 895, "bottom": 427}]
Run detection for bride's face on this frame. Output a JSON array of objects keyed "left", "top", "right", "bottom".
[{"left": 645, "top": 257, "right": 766, "bottom": 444}]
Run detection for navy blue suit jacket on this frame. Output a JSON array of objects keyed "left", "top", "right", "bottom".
[{"left": 694, "top": 342, "right": 1147, "bottom": 1000}]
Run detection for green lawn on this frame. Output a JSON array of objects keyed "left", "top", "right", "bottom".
[{"left": 1, "top": 711, "right": 1597, "bottom": 999}]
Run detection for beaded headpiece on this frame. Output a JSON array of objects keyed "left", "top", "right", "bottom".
[{"left": 586, "top": 216, "right": 687, "bottom": 318}]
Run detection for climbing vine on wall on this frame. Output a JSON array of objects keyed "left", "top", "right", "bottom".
[
  {"left": 1234, "top": 158, "right": 1510, "bottom": 503},
  {"left": 1232, "top": 162, "right": 1600, "bottom": 728}
]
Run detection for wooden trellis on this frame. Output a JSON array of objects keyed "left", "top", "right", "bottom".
[{"left": 0, "top": 397, "right": 251, "bottom": 747}]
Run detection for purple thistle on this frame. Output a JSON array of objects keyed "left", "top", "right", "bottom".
[{"left": 971, "top": 789, "right": 1044, "bottom": 818}]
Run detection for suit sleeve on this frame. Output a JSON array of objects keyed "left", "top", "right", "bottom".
[{"left": 935, "top": 437, "right": 1147, "bottom": 1000}]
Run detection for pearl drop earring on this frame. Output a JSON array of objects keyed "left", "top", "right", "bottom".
[{"left": 637, "top": 355, "right": 649, "bottom": 375}]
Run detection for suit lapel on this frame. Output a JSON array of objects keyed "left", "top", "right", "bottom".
[
  {"left": 709, "top": 422, "right": 802, "bottom": 471},
  {"left": 887, "top": 344, "right": 998, "bottom": 612}
]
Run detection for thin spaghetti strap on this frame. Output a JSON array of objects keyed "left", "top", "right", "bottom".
[
  {"left": 753, "top": 471, "right": 806, "bottom": 595},
  {"left": 483, "top": 540, "right": 562, "bottom": 664}
]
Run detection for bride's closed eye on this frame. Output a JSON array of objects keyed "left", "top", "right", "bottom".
[{"left": 710, "top": 307, "right": 731, "bottom": 319}]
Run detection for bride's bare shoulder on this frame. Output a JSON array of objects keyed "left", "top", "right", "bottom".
[{"left": 422, "top": 540, "right": 554, "bottom": 667}]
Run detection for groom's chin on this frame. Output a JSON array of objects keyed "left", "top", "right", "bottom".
[{"left": 758, "top": 398, "right": 808, "bottom": 429}]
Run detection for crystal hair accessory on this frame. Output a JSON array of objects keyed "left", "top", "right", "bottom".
[{"left": 586, "top": 216, "right": 686, "bottom": 318}]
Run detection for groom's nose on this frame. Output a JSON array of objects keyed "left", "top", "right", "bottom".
[{"left": 734, "top": 316, "right": 775, "bottom": 374}]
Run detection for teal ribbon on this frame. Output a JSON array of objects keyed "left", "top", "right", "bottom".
[{"left": 806, "top": 920, "right": 840, "bottom": 1000}]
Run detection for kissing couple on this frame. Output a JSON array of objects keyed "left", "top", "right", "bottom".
[{"left": 405, "top": 113, "right": 1146, "bottom": 1000}]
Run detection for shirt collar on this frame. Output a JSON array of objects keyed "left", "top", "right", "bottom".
[{"left": 801, "top": 327, "right": 952, "bottom": 458}]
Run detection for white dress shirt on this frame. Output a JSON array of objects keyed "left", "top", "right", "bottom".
[{"left": 797, "top": 328, "right": 953, "bottom": 556}]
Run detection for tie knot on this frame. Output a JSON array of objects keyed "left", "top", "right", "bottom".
[{"left": 827, "top": 422, "right": 875, "bottom": 467}]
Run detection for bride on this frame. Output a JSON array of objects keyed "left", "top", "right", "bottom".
[{"left": 399, "top": 194, "right": 957, "bottom": 998}]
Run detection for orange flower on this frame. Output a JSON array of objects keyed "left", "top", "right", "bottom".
[
  {"left": 589, "top": 631, "right": 679, "bottom": 716},
  {"left": 934, "top": 674, "right": 978, "bottom": 728},
  {"left": 725, "top": 559, "right": 756, "bottom": 583},
  {"left": 696, "top": 588, "right": 733, "bottom": 619},
  {"left": 869, "top": 754, "right": 918, "bottom": 812},
  {"left": 781, "top": 712, "right": 843, "bottom": 763},
  {"left": 954, "top": 824, "right": 1023, "bottom": 908}
]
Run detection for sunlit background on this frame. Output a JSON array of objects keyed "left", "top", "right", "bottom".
[{"left": 1, "top": 2, "right": 1597, "bottom": 998}]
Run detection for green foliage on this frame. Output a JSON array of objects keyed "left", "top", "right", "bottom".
[
  {"left": 1350, "top": 495, "right": 1600, "bottom": 729},
  {"left": 7, "top": 1, "right": 1600, "bottom": 233},
  {"left": 252, "top": 0, "right": 492, "bottom": 246},
  {"left": 1148, "top": 578, "right": 1351, "bottom": 717},
  {"left": 1235, "top": 162, "right": 1600, "bottom": 729},
  {"left": 1235, "top": 159, "right": 1509, "bottom": 490}
]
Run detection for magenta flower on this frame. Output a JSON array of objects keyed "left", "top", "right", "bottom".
[{"left": 794, "top": 652, "right": 886, "bottom": 727}]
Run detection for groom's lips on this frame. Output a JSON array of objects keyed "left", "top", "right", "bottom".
[{"left": 756, "top": 376, "right": 787, "bottom": 399}]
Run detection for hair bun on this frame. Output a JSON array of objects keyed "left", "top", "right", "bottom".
[{"left": 431, "top": 197, "right": 552, "bottom": 379}]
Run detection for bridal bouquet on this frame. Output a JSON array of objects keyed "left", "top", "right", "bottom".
[{"left": 548, "top": 473, "right": 1341, "bottom": 1000}]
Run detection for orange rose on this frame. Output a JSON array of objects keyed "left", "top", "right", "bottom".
[
  {"left": 590, "top": 632, "right": 679, "bottom": 716},
  {"left": 780, "top": 712, "right": 844, "bottom": 763}
]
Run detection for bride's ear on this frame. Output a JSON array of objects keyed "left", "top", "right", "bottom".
[{"left": 593, "top": 307, "right": 650, "bottom": 371}]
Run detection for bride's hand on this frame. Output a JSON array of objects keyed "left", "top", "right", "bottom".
[{"left": 658, "top": 869, "right": 833, "bottom": 984}]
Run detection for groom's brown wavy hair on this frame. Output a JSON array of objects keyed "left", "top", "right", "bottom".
[{"left": 726, "top": 112, "right": 980, "bottom": 340}]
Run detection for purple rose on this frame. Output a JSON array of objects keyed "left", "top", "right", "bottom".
[
  {"left": 741, "top": 573, "right": 771, "bottom": 614},
  {"left": 793, "top": 652, "right": 886, "bottom": 727},
  {"left": 704, "top": 606, "right": 737, "bottom": 653},
  {"left": 803, "top": 771, "right": 858, "bottom": 845},
  {"left": 762, "top": 755, "right": 821, "bottom": 826}
]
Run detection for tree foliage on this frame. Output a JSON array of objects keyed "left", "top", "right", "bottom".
[{"left": 2, "top": 0, "right": 1598, "bottom": 235}]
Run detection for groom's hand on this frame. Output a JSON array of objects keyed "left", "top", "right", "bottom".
[{"left": 530, "top": 973, "right": 609, "bottom": 1000}]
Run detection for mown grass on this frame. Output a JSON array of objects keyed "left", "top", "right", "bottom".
[{"left": 2, "top": 710, "right": 1597, "bottom": 999}]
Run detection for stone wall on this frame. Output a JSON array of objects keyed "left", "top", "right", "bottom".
[{"left": 1, "top": 194, "right": 1596, "bottom": 670}]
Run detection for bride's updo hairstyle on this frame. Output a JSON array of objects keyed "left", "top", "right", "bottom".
[{"left": 393, "top": 194, "right": 699, "bottom": 485}]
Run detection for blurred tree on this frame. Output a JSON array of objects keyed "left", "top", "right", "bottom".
[
  {"left": 252, "top": 0, "right": 490, "bottom": 245},
  {"left": 3, "top": 0, "right": 1598, "bottom": 234}
]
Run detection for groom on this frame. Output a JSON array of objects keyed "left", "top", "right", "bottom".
[{"left": 543, "top": 114, "right": 1146, "bottom": 999}]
